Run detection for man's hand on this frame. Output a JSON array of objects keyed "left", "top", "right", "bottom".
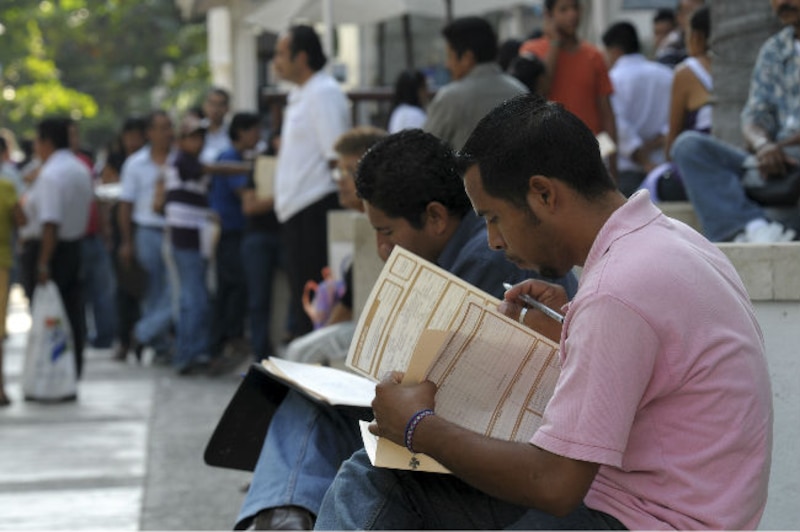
[
  {"left": 37, "top": 264, "right": 50, "bottom": 285},
  {"left": 756, "top": 142, "right": 797, "bottom": 177},
  {"left": 368, "top": 371, "right": 437, "bottom": 448},
  {"left": 118, "top": 242, "right": 134, "bottom": 267},
  {"left": 500, "top": 279, "right": 567, "bottom": 342}
]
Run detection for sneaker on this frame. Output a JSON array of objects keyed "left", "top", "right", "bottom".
[{"left": 734, "top": 221, "right": 796, "bottom": 243}]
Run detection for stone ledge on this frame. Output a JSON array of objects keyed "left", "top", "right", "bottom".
[{"left": 717, "top": 242, "right": 800, "bottom": 301}]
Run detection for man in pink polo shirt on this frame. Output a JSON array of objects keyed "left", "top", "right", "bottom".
[{"left": 315, "top": 93, "right": 772, "bottom": 530}]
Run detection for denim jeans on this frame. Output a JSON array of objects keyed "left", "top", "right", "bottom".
[
  {"left": 670, "top": 131, "right": 764, "bottom": 242},
  {"left": 212, "top": 231, "right": 247, "bottom": 355},
  {"left": 315, "top": 449, "right": 626, "bottom": 530},
  {"left": 171, "top": 246, "right": 211, "bottom": 370},
  {"left": 235, "top": 391, "right": 363, "bottom": 528},
  {"left": 241, "top": 231, "right": 282, "bottom": 359},
  {"left": 134, "top": 227, "right": 172, "bottom": 352},
  {"left": 285, "top": 321, "right": 356, "bottom": 365},
  {"left": 81, "top": 235, "right": 117, "bottom": 348}
]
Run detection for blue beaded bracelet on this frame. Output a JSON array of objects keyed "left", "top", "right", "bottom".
[{"left": 404, "top": 408, "right": 435, "bottom": 453}]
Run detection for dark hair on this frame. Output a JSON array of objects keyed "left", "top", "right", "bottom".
[
  {"left": 441, "top": 17, "right": 497, "bottom": 64},
  {"left": 207, "top": 86, "right": 231, "bottom": 106},
  {"left": 391, "top": 69, "right": 426, "bottom": 111},
  {"left": 334, "top": 126, "right": 387, "bottom": 157},
  {"left": 690, "top": 5, "right": 710, "bottom": 40},
  {"left": 122, "top": 116, "right": 147, "bottom": 134},
  {"left": 459, "top": 93, "right": 615, "bottom": 207},
  {"left": 228, "top": 112, "right": 261, "bottom": 142},
  {"left": 545, "top": 0, "right": 580, "bottom": 12},
  {"left": 0, "top": 136, "right": 7, "bottom": 154},
  {"left": 37, "top": 117, "right": 71, "bottom": 150},
  {"left": 355, "top": 129, "right": 471, "bottom": 228},
  {"left": 289, "top": 25, "right": 327, "bottom": 71},
  {"left": 602, "top": 21, "right": 640, "bottom": 54},
  {"left": 653, "top": 8, "right": 676, "bottom": 24},
  {"left": 508, "top": 55, "right": 546, "bottom": 92},
  {"left": 497, "top": 38, "right": 522, "bottom": 71},
  {"left": 146, "top": 110, "right": 171, "bottom": 130}
]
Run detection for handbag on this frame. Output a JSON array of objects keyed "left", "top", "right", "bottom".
[
  {"left": 741, "top": 156, "right": 800, "bottom": 207},
  {"left": 22, "top": 281, "right": 78, "bottom": 402}
]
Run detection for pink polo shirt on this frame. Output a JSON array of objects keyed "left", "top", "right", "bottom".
[{"left": 531, "top": 191, "right": 772, "bottom": 530}]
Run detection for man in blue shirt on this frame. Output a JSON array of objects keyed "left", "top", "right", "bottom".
[
  {"left": 208, "top": 113, "right": 262, "bottom": 369},
  {"left": 671, "top": 0, "right": 800, "bottom": 243},
  {"left": 234, "top": 129, "right": 578, "bottom": 530}
]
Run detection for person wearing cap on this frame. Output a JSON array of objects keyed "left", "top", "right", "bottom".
[{"left": 164, "top": 113, "right": 252, "bottom": 375}]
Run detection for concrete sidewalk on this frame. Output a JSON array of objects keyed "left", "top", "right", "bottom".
[{"left": 0, "top": 286, "right": 252, "bottom": 530}]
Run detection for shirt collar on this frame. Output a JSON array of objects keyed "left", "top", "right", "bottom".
[
  {"left": 583, "top": 190, "right": 662, "bottom": 274},
  {"left": 463, "top": 63, "right": 503, "bottom": 81},
  {"left": 437, "top": 211, "right": 484, "bottom": 271}
]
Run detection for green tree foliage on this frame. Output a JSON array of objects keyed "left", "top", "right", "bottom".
[{"left": 0, "top": 0, "right": 209, "bottom": 154}]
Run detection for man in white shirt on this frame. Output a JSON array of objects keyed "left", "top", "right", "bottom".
[
  {"left": 199, "top": 87, "right": 233, "bottom": 165},
  {"left": 272, "top": 24, "right": 350, "bottom": 338},
  {"left": 118, "top": 111, "right": 177, "bottom": 361},
  {"left": 22, "top": 117, "right": 93, "bottom": 378},
  {"left": 602, "top": 21, "right": 673, "bottom": 196}
]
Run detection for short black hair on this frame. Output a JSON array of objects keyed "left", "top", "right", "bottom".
[
  {"left": 459, "top": 93, "right": 615, "bottom": 207},
  {"left": 228, "top": 112, "right": 261, "bottom": 142},
  {"left": 391, "top": 69, "right": 427, "bottom": 109},
  {"left": 207, "top": 86, "right": 231, "bottom": 105},
  {"left": 288, "top": 25, "right": 327, "bottom": 71},
  {"left": 37, "top": 117, "right": 71, "bottom": 150},
  {"left": 441, "top": 17, "right": 497, "bottom": 64},
  {"left": 545, "top": 0, "right": 580, "bottom": 12},
  {"left": 355, "top": 129, "right": 471, "bottom": 229},
  {"left": 653, "top": 8, "right": 676, "bottom": 24},
  {"left": 0, "top": 136, "right": 7, "bottom": 154},
  {"left": 690, "top": 5, "right": 710, "bottom": 40},
  {"left": 122, "top": 116, "right": 147, "bottom": 134},
  {"left": 508, "top": 55, "right": 546, "bottom": 92},
  {"left": 602, "top": 21, "right": 641, "bottom": 54},
  {"left": 497, "top": 38, "right": 523, "bottom": 71}
]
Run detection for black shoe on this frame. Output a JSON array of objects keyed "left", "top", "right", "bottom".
[
  {"left": 253, "top": 506, "right": 314, "bottom": 531},
  {"left": 176, "top": 360, "right": 209, "bottom": 376}
]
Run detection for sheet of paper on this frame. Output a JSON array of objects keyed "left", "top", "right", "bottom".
[
  {"left": 347, "top": 247, "right": 561, "bottom": 472},
  {"left": 346, "top": 246, "right": 501, "bottom": 381},
  {"left": 263, "top": 357, "right": 375, "bottom": 407},
  {"left": 254, "top": 155, "right": 276, "bottom": 199}
]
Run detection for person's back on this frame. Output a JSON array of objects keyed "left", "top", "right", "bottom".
[
  {"left": 424, "top": 16, "right": 527, "bottom": 150},
  {"left": 602, "top": 21, "right": 673, "bottom": 195}
]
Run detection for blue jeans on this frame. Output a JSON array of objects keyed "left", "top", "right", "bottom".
[
  {"left": 81, "top": 235, "right": 117, "bottom": 348},
  {"left": 241, "top": 231, "right": 282, "bottom": 359},
  {"left": 315, "top": 449, "right": 626, "bottom": 530},
  {"left": 134, "top": 227, "right": 173, "bottom": 351},
  {"left": 235, "top": 391, "right": 363, "bottom": 528},
  {"left": 670, "top": 131, "right": 764, "bottom": 242},
  {"left": 171, "top": 246, "right": 211, "bottom": 369}
]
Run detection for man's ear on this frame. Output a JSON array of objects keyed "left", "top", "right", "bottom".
[
  {"left": 424, "top": 201, "right": 450, "bottom": 234},
  {"left": 526, "top": 175, "right": 557, "bottom": 211}
]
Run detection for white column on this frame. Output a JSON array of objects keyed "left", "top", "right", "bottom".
[{"left": 207, "top": 6, "right": 233, "bottom": 91}]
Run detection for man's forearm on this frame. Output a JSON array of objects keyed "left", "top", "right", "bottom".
[
  {"left": 742, "top": 123, "right": 773, "bottom": 152},
  {"left": 38, "top": 222, "right": 58, "bottom": 272},
  {"left": 117, "top": 201, "right": 133, "bottom": 246}
]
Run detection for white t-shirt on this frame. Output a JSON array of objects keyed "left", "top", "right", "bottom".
[
  {"left": 274, "top": 71, "right": 350, "bottom": 222},
  {"left": 609, "top": 54, "right": 673, "bottom": 173},
  {"left": 388, "top": 104, "right": 426, "bottom": 133},
  {"left": 119, "top": 146, "right": 176, "bottom": 228},
  {"left": 200, "top": 124, "right": 232, "bottom": 165},
  {"left": 28, "top": 149, "right": 93, "bottom": 241}
]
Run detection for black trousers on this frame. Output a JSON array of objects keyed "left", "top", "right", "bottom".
[
  {"left": 21, "top": 239, "right": 86, "bottom": 378},
  {"left": 281, "top": 192, "right": 341, "bottom": 338},
  {"left": 212, "top": 230, "right": 247, "bottom": 355}
]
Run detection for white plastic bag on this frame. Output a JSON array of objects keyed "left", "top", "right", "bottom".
[{"left": 22, "top": 281, "right": 78, "bottom": 401}]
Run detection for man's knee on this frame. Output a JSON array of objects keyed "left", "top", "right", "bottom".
[{"left": 670, "top": 130, "right": 707, "bottom": 162}]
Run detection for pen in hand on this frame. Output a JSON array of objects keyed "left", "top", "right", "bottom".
[{"left": 502, "top": 282, "right": 565, "bottom": 324}]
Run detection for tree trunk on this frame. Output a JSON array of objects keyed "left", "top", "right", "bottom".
[{"left": 710, "top": 0, "right": 780, "bottom": 147}]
